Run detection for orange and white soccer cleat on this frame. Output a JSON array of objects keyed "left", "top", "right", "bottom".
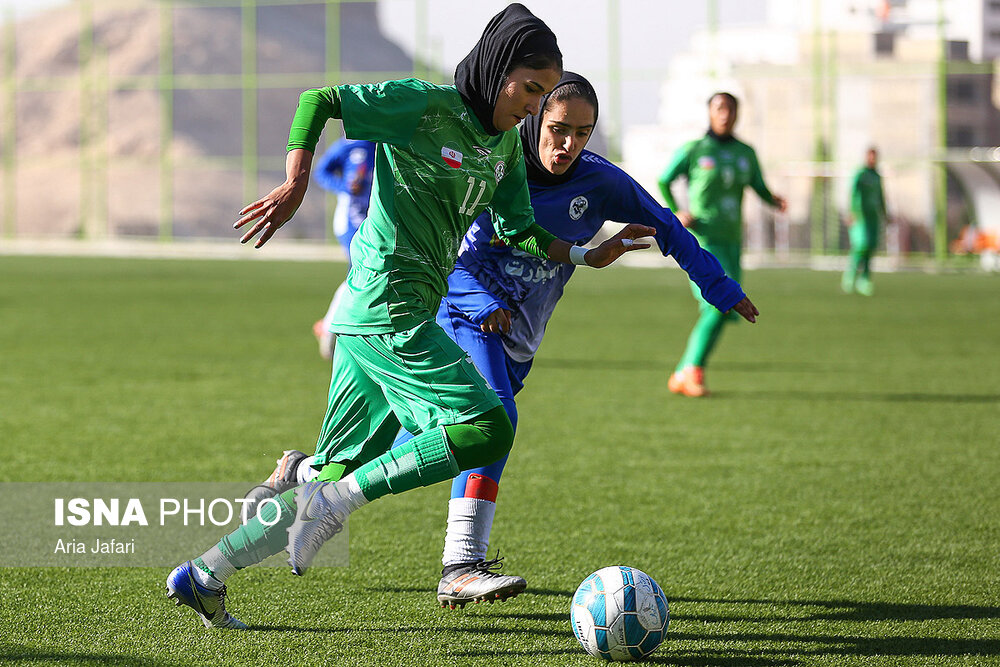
[{"left": 668, "top": 366, "right": 709, "bottom": 398}]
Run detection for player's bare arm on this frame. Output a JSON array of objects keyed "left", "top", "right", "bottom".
[{"left": 236, "top": 148, "right": 314, "bottom": 248}]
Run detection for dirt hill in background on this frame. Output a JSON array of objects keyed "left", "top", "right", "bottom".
[{"left": 6, "top": 0, "right": 417, "bottom": 238}]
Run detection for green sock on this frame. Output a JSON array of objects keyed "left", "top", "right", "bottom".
[
  {"left": 215, "top": 489, "right": 297, "bottom": 569},
  {"left": 196, "top": 463, "right": 350, "bottom": 578},
  {"left": 354, "top": 427, "right": 459, "bottom": 501},
  {"left": 677, "top": 307, "right": 726, "bottom": 371},
  {"left": 847, "top": 250, "right": 865, "bottom": 286},
  {"left": 860, "top": 251, "right": 872, "bottom": 281}
]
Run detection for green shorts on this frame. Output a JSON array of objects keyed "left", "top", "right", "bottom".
[{"left": 311, "top": 319, "right": 503, "bottom": 470}]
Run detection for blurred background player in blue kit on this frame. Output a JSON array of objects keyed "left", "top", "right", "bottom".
[
  {"left": 251, "top": 72, "right": 759, "bottom": 608},
  {"left": 312, "top": 138, "right": 376, "bottom": 359}
]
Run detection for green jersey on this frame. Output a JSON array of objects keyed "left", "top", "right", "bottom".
[
  {"left": 288, "top": 79, "right": 535, "bottom": 334},
  {"left": 850, "top": 166, "right": 886, "bottom": 228},
  {"left": 658, "top": 134, "right": 777, "bottom": 245}
]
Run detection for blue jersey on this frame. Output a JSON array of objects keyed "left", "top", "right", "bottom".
[
  {"left": 443, "top": 150, "right": 745, "bottom": 362},
  {"left": 313, "top": 138, "right": 376, "bottom": 228}
]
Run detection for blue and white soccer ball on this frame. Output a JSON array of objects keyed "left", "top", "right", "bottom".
[{"left": 570, "top": 565, "right": 670, "bottom": 661}]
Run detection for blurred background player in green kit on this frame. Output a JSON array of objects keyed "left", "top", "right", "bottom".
[
  {"left": 658, "top": 92, "right": 787, "bottom": 398},
  {"left": 842, "top": 146, "right": 887, "bottom": 296}
]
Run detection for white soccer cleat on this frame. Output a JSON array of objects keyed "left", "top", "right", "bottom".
[
  {"left": 286, "top": 480, "right": 351, "bottom": 576},
  {"left": 436, "top": 554, "right": 527, "bottom": 609}
]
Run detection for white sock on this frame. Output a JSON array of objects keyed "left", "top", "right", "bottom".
[
  {"left": 295, "top": 456, "right": 319, "bottom": 484},
  {"left": 322, "top": 474, "right": 369, "bottom": 514},
  {"left": 195, "top": 546, "right": 235, "bottom": 588},
  {"left": 442, "top": 497, "right": 496, "bottom": 567}
]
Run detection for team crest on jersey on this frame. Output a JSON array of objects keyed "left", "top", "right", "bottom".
[
  {"left": 441, "top": 147, "right": 463, "bottom": 169},
  {"left": 697, "top": 156, "right": 716, "bottom": 170},
  {"left": 569, "top": 195, "right": 589, "bottom": 220},
  {"left": 738, "top": 157, "right": 749, "bottom": 172},
  {"left": 495, "top": 161, "right": 506, "bottom": 183}
]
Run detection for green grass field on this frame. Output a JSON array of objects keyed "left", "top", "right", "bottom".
[{"left": 1, "top": 255, "right": 998, "bottom": 666}]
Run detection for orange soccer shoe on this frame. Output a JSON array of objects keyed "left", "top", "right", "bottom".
[{"left": 668, "top": 366, "right": 709, "bottom": 398}]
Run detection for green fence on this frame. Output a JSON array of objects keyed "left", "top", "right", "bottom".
[
  {"left": 0, "top": 0, "right": 442, "bottom": 242},
  {"left": 0, "top": 0, "right": 991, "bottom": 265}
]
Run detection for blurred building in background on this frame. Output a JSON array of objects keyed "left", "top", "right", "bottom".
[
  {"left": 625, "top": 0, "right": 1000, "bottom": 259},
  {"left": 2, "top": 0, "right": 999, "bottom": 263}
]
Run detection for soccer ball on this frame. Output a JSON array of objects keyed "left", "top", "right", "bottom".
[{"left": 570, "top": 565, "right": 669, "bottom": 661}]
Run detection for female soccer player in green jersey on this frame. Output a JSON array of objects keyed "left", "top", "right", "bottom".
[
  {"left": 659, "top": 92, "right": 787, "bottom": 397},
  {"left": 166, "top": 3, "right": 654, "bottom": 629}
]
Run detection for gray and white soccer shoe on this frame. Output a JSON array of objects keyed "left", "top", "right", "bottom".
[
  {"left": 286, "top": 480, "right": 351, "bottom": 576},
  {"left": 436, "top": 554, "right": 527, "bottom": 609}
]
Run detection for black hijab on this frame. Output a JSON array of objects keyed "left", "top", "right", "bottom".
[
  {"left": 454, "top": 3, "right": 561, "bottom": 136},
  {"left": 521, "top": 71, "right": 599, "bottom": 186}
]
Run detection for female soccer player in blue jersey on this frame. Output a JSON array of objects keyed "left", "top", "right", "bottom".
[
  {"left": 429, "top": 73, "right": 758, "bottom": 607},
  {"left": 251, "top": 73, "right": 760, "bottom": 609},
  {"left": 166, "top": 4, "right": 656, "bottom": 630}
]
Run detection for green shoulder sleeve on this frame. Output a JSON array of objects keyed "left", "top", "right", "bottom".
[
  {"left": 286, "top": 80, "right": 432, "bottom": 153},
  {"left": 287, "top": 87, "right": 342, "bottom": 153},
  {"left": 337, "top": 78, "right": 431, "bottom": 146}
]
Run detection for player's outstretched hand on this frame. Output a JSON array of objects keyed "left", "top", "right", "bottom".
[
  {"left": 481, "top": 307, "right": 512, "bottom": 334},
  {"left": 235, "top": 180, "right": 308, "bottom": 248},
  {"left": 585, "top": 223, "right": 656, "bottom": 268},
  {"left": 729, "top": 296, "right": 759, "bottom": 324}
]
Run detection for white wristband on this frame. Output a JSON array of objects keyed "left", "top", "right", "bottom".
[{"left": 569, "top": 245, "right": 589, "bottom": 266}]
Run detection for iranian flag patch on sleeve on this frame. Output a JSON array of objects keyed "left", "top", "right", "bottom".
[{"left": 441, "top": 147, "right": 463, "bottom": 169}]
